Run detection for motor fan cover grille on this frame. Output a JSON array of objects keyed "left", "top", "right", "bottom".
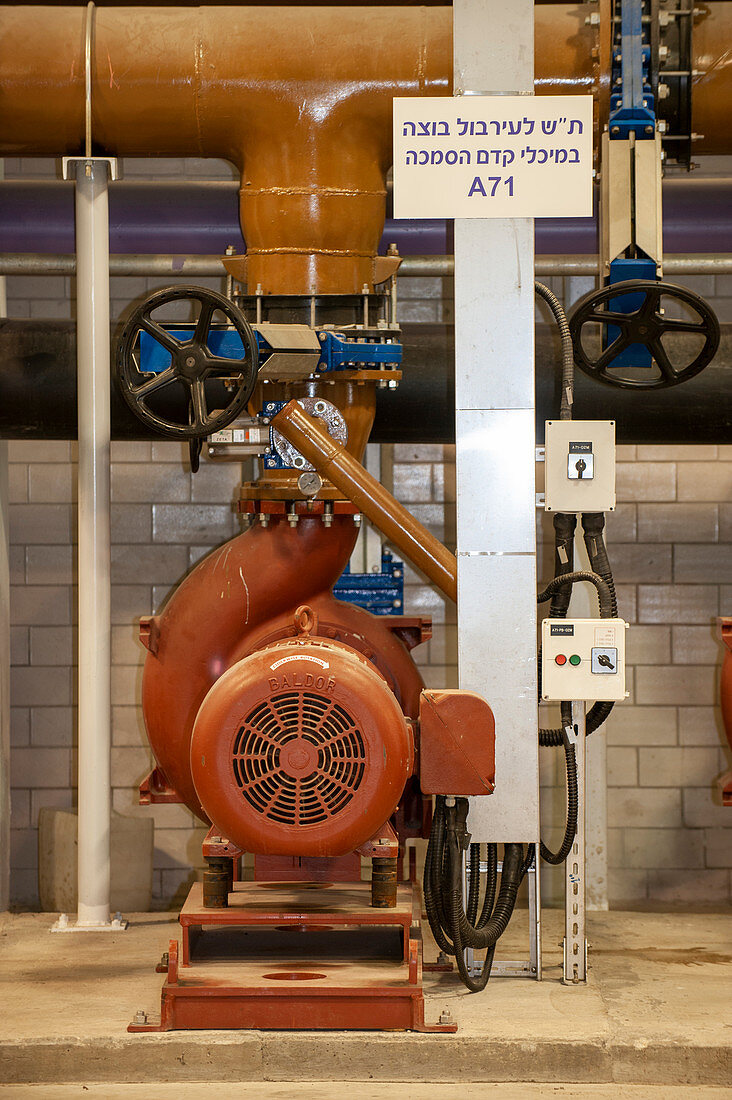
[{"left": 232, "top": 691, "right": 366, "bottom": 826}]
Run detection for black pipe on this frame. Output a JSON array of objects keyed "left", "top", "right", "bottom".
[{"left": 1, "top": 319, "right": 731, "bottom": 443}]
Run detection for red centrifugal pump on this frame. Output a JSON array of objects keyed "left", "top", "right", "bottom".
[
  {"left": 133, "top": 502, "right": 495, "bottom": 1032},
  {"left": 139, "top": 514, "right": 431, "bottom": 858}
]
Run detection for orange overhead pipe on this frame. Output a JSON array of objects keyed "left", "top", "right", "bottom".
[
  {"left": 272, "top": 399, "right": 458, "bottom": 601},
  {"left": 0, "top": 5, "right": 451, "bottom": 295},
  {"left": 0, "top": 5, "right": 730, "bottom": 296}
]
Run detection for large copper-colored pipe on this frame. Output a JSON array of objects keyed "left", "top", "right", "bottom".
[
  {"left": 1, "top": 6, "right": 731, "bottom": 296},
  {"left": 272, "top": 399, "right": 458, "bottom": 601},
  {"left": 0, "top": 5, "right": 450, "bottom": 295}
]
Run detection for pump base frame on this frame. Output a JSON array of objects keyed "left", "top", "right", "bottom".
[{"left": 129, "top": 880, "right": 456, "bottom": 1034}]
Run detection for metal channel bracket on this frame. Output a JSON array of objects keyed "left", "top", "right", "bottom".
[
  {"left": 463, "top": 843, "right": 542, "bottom": 981},
  {"left": 563, "top": 700, "right": 587, "bottom": 984}
]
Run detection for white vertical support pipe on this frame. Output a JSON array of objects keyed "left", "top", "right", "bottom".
[
  {"left": 350, "top": 443, "right": 383, "bottom": 574},
  {"left": 73, "top": 158, "right": 113, "bottom": 927},
  {"left": 0, "top": 155, "right": 10, "bottom": 911},
  {"left": 0, "top": 438, "right": 8, "bottom": 914},
  {"left": 455, "top": 0, "right": 539, "bottom": 845}
]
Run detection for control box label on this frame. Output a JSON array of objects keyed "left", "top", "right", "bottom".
[
  {"left": 569, "top": 442, "right": 593, "bottom": 453},
  {"left": 550, "top": 624, "right": 575, "bottom": 635}
]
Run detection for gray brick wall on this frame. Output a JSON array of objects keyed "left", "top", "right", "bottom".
[
  {"left": 4, "top": 156, "right": 731, "bottom": 909},
  {"left": 8, "top": 437, "right": 244, "bottom": 906}
]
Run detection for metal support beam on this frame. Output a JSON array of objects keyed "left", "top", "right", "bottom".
[
  {"left": 351, "top": 444, "right": 383, "bottom": 576},
  {"left": 455, "top": 0, "right": 539, "bottom": 847},
  {"left": 570, "top": 538, "right": 608, "bottom": 913},
  {"left": 563, "top": 700, "right": 588, "bottom": 983}
]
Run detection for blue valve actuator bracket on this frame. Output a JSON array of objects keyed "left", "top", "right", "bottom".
[
  {"left": 609, "top": 0, "right": 656, "bottom": 140},
  {"left": 139, "top": 326, "right": 402, "bottom": 374},
  {"left": 315, "top": 330, "right": 402, "bottom": 372},
  {"left": 605, "top": 1, "right": 658, "bottom": 368}
]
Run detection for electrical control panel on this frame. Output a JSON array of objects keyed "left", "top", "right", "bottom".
[
  {"left": 541, "top": 617, "right": 628, "bottom": 702},
  {"left": 544, "top": 420, "right": 616, "bottom": 513}
]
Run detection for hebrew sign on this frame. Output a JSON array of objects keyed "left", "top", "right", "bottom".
[{"left": 393, "top": 96, "right": 594, "bottom": 219}]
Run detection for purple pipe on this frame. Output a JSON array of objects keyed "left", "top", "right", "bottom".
[{"left": 0, "top": 179, "right": 730, "bottom": 256}]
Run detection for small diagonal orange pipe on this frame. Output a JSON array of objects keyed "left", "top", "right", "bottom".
[{"left": 272, "top": 399, "right": 457, "bottom": 602}]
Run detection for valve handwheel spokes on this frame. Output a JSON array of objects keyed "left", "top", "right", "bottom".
[
  {"left": 116, "top": 285, "right": 259, "bottom": 438},
  {"left": 569, "top": 279, "right": 720, "bottom": 390}
]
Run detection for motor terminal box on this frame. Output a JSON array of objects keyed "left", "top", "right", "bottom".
[
  {"left": 541, "top": 617, "right": 628, "bottom": 702},
  {"left": 544, "top": 419, "right": 616, "bottom": 513}
]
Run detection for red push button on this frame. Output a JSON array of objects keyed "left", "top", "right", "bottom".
[{"left": 555, "top": 654, "right": 567, "bottom": 666}]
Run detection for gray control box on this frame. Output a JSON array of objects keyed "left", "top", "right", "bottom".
[
  {"left": 545, "top": 420, "right": 616, "bottom": 512},
  {"left": 542, "top": 618, "right": 628, "bottom": 702}
]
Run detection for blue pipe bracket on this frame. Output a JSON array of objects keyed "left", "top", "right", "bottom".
[{"left": 333, "top": 550, "right": 404, "bottom": 616}]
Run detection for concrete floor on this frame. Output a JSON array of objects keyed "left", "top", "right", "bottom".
[
  {"left": 1, "top": 1087, "right": 730, "bottom": 1099},
  {"left": 1, "top": 908, "right": 730, "bottom": 1088}
]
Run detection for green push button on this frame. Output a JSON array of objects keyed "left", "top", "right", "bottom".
[{"left": 569, "top": 654, "right": 581, "bottom": 666}]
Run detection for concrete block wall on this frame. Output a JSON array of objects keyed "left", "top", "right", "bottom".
[
  {"left": 8, "top": 437, "right": 246, "bottom": 907},
  {"left": 4, "top": 156, "right": 732, "bottom": 908}
]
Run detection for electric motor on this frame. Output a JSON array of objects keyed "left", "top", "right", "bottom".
[{"left": 190, "top": 634, "right": 414, "bottom": 856}]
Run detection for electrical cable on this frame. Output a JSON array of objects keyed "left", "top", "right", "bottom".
[
  {"left": 423, "top": 797, "right": 526, "bottom": 992},
  {"left": 537, "top": 517, "right": 618, "bottom": 867},
  {"left": 581, "top": 512, "right": 619, "bottom": 734},
  {"left": 535, "top": 280, "right": 574, "bottom": 420},
  {"left": 424, "top": 292, "right": 611, "bottom": 982},
  {"left": 537, "top": 569, "right": 613, "bottom": 617},
  {"left": 539, "top": 701, "right": 580, "bottom": 865}
]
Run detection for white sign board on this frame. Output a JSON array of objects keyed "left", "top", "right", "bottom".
[{"left": 392, "top": 96, "right": 594, "bottom": 219}]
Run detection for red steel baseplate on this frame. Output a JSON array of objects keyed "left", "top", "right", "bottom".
[{"left": 128, "top": 880, "right": 456, "bottom": 1033}]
